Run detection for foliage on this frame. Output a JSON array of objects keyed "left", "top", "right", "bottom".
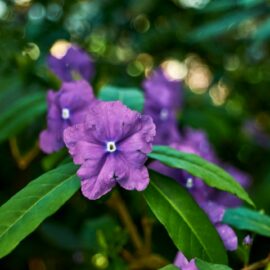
[{"left": 0, "top": 0, "right": 270, "bottom": 269}]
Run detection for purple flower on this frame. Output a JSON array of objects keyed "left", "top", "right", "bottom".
[
  {"left": 201, "top": 202, "right": 238, "bottom": 251},
  {"left": 243, "top": 235, "right": 253, "bottom": 246},
  {"left": 174, "top": 252, "right": 197, "bottom": 270},
  {"left": 150, "top": 128, "right": 239, "bottom": 251},
  {"left": 143, "top": 68, "right": 182, "bottom": 145},
  {"left": 48, "top": 45, "right": 95, "bottom": 82},
  {"left": 63, "top": 101, "right": 156, "bottom": 200},
  {"left": 183, "top": 128, "right": 217, "bottom": 163},
  {"left": 216, "top": 224, "right": 238, "bottom": 251},
  {"left": 39, "top": 80, "right": 95, "bottom": 153}
]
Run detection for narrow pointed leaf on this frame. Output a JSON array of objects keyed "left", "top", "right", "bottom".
[
  {"left": 223, "top": 207, "right": 270, "bottom": 237},
  {"left": 149, "top": 145, "right": 254, "bottom": 207},
  {"left": 188, "top": 9, "right": 262, "bottom": 41},
  {"left": 195, "top": 258, "right": 232, "bottom": 270},
  {"left": 98, "top": 85, "right": 144, "bottom": 112},
  {"left": 144, "top": 170, "right": 228, "bottom": 264},
  {"left": 0, "top": 162, "right": 80, "bottom": 258}
]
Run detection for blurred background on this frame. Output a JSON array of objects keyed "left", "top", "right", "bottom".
[{"left": 0, "top": 0, "right": 270, "bottom": 269}]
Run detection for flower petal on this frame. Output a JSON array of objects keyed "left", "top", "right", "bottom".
[
  {"left": 119, "top": 115, "right": 156, "bottom": 154},
  {"left": 216, "top": 224, "right": 238, "bottom": 251},
  {"left": 79, "top": 154, "right": 127, "bottom": 200},
  {"left": 39, "top": 130, "right": 63, "bottom": 154},
  {"left": 85, "top": 101, "right": 145, "bottom": 142},
  {"left": 201, "top": 202, "right": 225, "bottom": 223},
  {"left": 117, "top": 165, "right": 150, "bottom": 191}
]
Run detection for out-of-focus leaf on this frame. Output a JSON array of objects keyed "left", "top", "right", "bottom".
[
  {"left": 149, "top": 146, "right": 254, "bottom": 207},
  {"left": 223, "top": 207, "right": 270, "bottom": 237},
  {"left": 0, "top": 162, "right": 79, "bottom": 258},
  {"left": 39, "top": 222, "right": 80, "bottom": 250},
  {"left": 203, "top": 0, "right": 264, "bottom": 12},
  {"left": 98, "top": 85, "right": 144, "bottom": 112},
  {"left": 253, "top": 18, "right": 270, "bottom": 41},
  {"left": 159, "top": 264, "right": 178, "bottom": 270},
  {"left": 189, "top": 9, "right": 262, "bottom": 41},
  {"left": 0, "top": 92, "right": 46, "bottom": 143},
  {"left": 144, "top": 171, "right": 228, "bottom": 264},
  {"left": 195, "top": 258, "right": 232, "bottom": 270},
  {"left": 0, "top": 78, "right": 22, "bottom": 114}
]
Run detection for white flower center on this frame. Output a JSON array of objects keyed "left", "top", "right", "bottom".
[
  {"left": 186, "top": 178, "right": 193, "bottom": 189},
  {"left": 160, "top": 108, "right": 169, "bottom": 120},
  {"left": 62, "top": 108, "right": 70, "bottom": 119},
  {"left": 106, "top": 141, "right": 117, "bottom": 153}
]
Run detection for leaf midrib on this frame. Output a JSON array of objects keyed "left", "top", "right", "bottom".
[{"left": 150, "top": 180, "right": 214, "bottom": 262}]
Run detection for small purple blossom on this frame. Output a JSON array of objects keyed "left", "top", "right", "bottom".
[
  {"left": 48, "top": 45, "right": 95, "bottom": 82},
  {"left": 63, "top": 101, "right": 156, "bottom": 200},
  {"left": 243, "top": 235, "right": 253, "bottom": 246},
  {"left": 143, "top": 68, "right": 182, "bottom": 144},
  {"left": 183, "top": 128, "right": 217, "bottom": 163},
  {"left": 39, "top": 80, "right": 95, "bottom": 153},
  {"left": 201, "top": 202, "right": 238, "bottom": 251},
  {"left": 216, "top": 224, "right": 238, "bottom": 251},
  {"left": 174, "top": 252, "right": 197, "bottom": 270}
]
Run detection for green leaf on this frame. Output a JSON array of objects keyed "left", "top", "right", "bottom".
[
  {"left": 0, "top": 92, "right": 46, "bottom": 143},
  {"left": 223, "top": 207, "right": 270, "bottom": 237},
  {"left": 253, "top": 18, "right": 270, "bottom": 41},
  {"left": 202, "top": 0, "right": 264, "bottom": 13},
  {"left": 195, "top": 258, "right": 232, "bottom": 270},
  {"left": 189, "top": 9, "right": 262, "bottom": 41},
  {"left": 159, "top": 264, "right": 179, "bottom": 270},
  {"left": 98, "top": 85, "right": 144, "bottom": 112},
  {"left": 144, "top": 170, "right": 228, "bottom": 264},
  {"left": 0, "top": 162, "right": 80, "bottom": 258},
  {"left": 149, "top": 145, "right": 254, "bottom": 207}
]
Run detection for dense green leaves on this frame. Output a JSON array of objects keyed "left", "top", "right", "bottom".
[
  {"left": 144, "top": 170, "right": 228, "bottom": 264},
  {"left": 223, "top": 207, "right": 270, "bottom": 237},
  {"left": 0, "top": 163, "right": 80, "bottom": 258},
  {"left": 0, "top": 92, "right": 46, "bottom": 143},
  {"left": 149, "top": 145, "right": 254, "bottom": 207},
  {"left": 98, "top": 85, "right": 144, "bottom": 112},
  {"left": 195, "top": 258, "right": 232, "bottom": 270},
  {"left": 159, "top": 265, "right": 178, "bottom": 270}
]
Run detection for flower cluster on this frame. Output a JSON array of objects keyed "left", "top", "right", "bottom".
[
  {"left": 40, "top": 44, "right": 251, "bottom": 261},
  {"left": 143, "top": 68, "right": 251, "bottom": 256},
  {"left": 40, "top": 44, "right": 156, "bottom": 199}
]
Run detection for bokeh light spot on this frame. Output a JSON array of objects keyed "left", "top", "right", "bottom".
[
  {"left": 92, "top": 253, "right": 108, "bottom": 269},
  {"left": 50, "top": 40, "right": 71, "bottom": 59},
  {"left": 162, "top": 59, "right": 187, "bottom": 81}
]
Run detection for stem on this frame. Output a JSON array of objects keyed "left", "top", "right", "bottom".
[
  {"left": 106, "top": 192, "right": 144, "bottom": 252},
  {"left": 9, "top": 137, "right": 40, "bottom": 170},
  {"left": 142, "top": 217, "right": 154, "bottom": 254},
  {"left": 242, "top": 254, "right": 270, "bottom": 270}
]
